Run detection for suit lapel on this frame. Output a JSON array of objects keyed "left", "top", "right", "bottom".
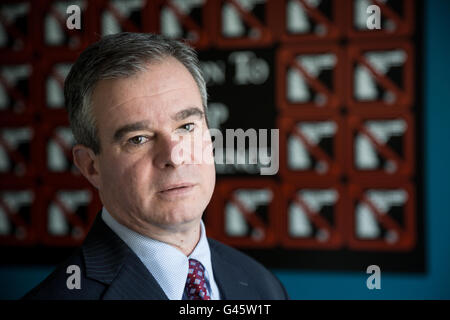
[
  {"left": 100, "top": 254, "right": 167, "bottom": 300},
  {"left": 82, "top": 214, "right": 168, "bottom": 300},
  {"left": 208, "top": 239, "right": 260, "bottom": 299}
]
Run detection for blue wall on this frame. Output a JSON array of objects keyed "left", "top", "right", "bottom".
[{"left": 1, "top": 0, "right": 449, "bottom": 300}]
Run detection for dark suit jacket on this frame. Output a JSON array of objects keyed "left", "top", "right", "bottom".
[{"left": 23, "top": 214, "right": 288, "bottom": 300}]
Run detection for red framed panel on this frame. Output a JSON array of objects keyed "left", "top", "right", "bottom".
[
  {"left": 0, "top": 0, "right": 40, "bottom": 55},
  {"left": 278, "top": 113, "right": 344, "bottom": 182},
  {"left": 346, "top": 41, "right": 414, "bottom": 110},
  {"left": 206, "top": 178, "right": 281, "bottom": 248},
  {"left": 40, "top": 183, "right": 100, "bottom": 246},
  {"left": 37, "top": 50, "right": 78, "bottom": 117},
  {"left": 0, "top": 0, "right": 424, "bottom": 270},
  {"left": 39, "top": 119, "right": 86, "bottom": 184},
  {"left": 280, "top": 181, "right": 345, "bottom": 249},
  {"left": 345, "top": 0, "right": 414, "bottom": 39},
  {"left": 278, "top": 0, "right": 345, "bottom": 42},
  {"left": 346, "top": 111, "right": 414, "bottom": 180},
  {"left": 0, "top": 121, "right": 40, "bottom": 181},
  {"left": 148, "top": 0, "right": 211, "bottom": 49},
  {"left": 347, "top": 182, "right": 415, "bottom": 250},
  {"left": 36, "top": 0, "right": 93, "bottom": 52},
  {"left": 95, "top": 0, "right": 152, "bottom": 35},
  {"left": 210, "top": 0, "right": 277, "bottom": 48},
  {"left": 276, "top": 44, "right": 344, "bottom": 112},
  {"left": 0, "top": 182, "right": 39, "bottom": 246},
  {"left": 0, "top": 56, "right": 39, "bottom": 117}
]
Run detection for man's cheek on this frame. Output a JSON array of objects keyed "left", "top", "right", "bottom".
[{"left": 200, "top": 133, "right": 214, "bottom": 165}]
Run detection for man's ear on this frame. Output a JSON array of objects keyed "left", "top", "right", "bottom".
[{"left": 72, "top": 144, "right": 101, "bottom": 189}]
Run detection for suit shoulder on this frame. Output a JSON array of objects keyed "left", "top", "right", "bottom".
[
  {"left": 22, "top": 249, "right": 105, "bottom": 300},
  {"left": 208, "top": 238, "right": 288, "bottom": 299}
]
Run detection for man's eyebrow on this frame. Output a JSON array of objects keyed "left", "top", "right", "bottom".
[
  {"left": 112, "top": 107, "right": 204, "bottom": 142},
  {"left": 112, "top": 121, "right": 151, "bottom": 142},
  {"left": 171, "top": 107, "right": 204, "bottom": 121}
]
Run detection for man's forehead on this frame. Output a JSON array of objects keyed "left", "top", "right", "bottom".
[
  {"left": 95, "top": 93, "right": 203, "bottom": 123},
  {"left": 92, "top": 60, "right": 200, "bottom": 108}
]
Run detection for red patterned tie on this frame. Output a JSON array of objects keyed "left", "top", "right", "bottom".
[{"left": 185, "top": 258, "right": 211, "bottom": 300}]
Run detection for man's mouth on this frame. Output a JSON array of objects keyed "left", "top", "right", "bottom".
[{"left": 158, "top": 183, "right": 196, "bottom": 197}]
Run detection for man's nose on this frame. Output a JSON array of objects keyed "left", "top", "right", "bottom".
[{"left": 153, "top": 133, "right": 187, "bottom": 169}]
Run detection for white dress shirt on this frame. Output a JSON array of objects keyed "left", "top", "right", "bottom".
[{"left": 101, "top": 207, "right": 221, "bottom": 300}]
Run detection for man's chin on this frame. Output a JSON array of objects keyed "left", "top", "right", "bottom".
[{"left": 150, "top": 210, "right": 203, "bottom": 231}]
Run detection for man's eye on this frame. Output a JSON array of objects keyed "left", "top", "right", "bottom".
[
  {"left": 128, "top": 136, "right": 149, "bottom": 145},
  {"left": 179, "top": 123, "right": 196, "bottom": 132}
]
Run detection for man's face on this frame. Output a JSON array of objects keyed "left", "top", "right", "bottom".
[{"left": 89, "top": 57, "right": 215, "bottom": 232}]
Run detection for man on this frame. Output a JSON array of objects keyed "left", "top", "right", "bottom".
[{"left": 24, "top": 33, "right": 288, "bottom": 300}]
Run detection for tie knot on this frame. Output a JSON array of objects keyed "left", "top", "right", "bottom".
[
  {"left": 185, "top": 259, "right": 211, "bottom": 300},
  {"left": 189, "top": 258, "right": 205, "bottom": 272}
]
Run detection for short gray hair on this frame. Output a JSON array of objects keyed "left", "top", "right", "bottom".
[{"left": 64, "top": 32, "right": 208, "bottom": 154}]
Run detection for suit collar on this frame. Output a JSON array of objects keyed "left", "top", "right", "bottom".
[{"left": 82, "top": 213, "right": 168, "bottom": 300}]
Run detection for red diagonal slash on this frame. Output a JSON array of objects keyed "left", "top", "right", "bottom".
[
  {"left": 0, "top": 198, "right": 28, "bottom": 228},
  {"left": 360, "top": 194, "right": 402, "bottom": 235},
  {"left": 296, "top": 0, "right": 333, "bottom": 30},
  {"left": 354, "top": 54, "right": 404, "bottom": 100},
  {"left": 358, "top": 123, "right": 404, "bottom": 168},
  {"left": 50, "top": 68, "right": 66, "bottom": 88},
  {"left": 164, "top": 0, "right": 202, "bottom": 37},
  {"left": 0, "top": 75, "right": 28, "bottom": 106},
  {"left": 106, "top": 2, "right": 140, "bottom": 32},
  {"left": 0, "top": 12, "right": 26, "bottom": 42},
  {"left": 52, "top": 131, "right": 74, "bottom": 162},
  {"left": 292, "top": 193, "right": 332, "bottom": 233},
  {"left": 291, "top": 126, "right": 333, "bottom": 168},
  {"left": 290, "top": 57, "right": 334, "bottom": 100},
  {"left": 53, "top": 196, "right": 86, "bottom": 229},
  {"left": 0, "top": 135, "right": 28, "bottom": 168},
  {"left": 229, "top": 192, "right": 267, "bottom": 232},
  {"left": 372, "top": 0, "right": 403, "bottom": 28},
  {"left": 227, "top": 0, "right": 267, "bottom": 34}
]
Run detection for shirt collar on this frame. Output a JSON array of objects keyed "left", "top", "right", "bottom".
[{"left": 101, "top": 207, "right": 214, "bottom": 300}]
